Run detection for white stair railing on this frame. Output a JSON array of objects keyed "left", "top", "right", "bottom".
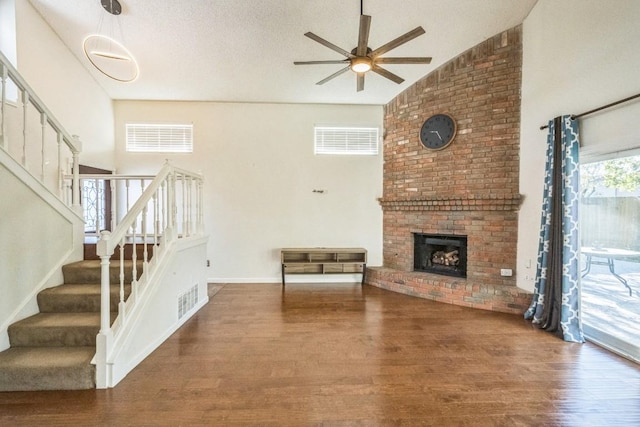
[
  {"left": 0, "top": 50, "right": 80, "bottom": 210},
  {"left": 94, "top": 162, "right": 204, "bottom": 388},
  {"left": 78, "top": 173, "right": 155, "bottom": 237}
]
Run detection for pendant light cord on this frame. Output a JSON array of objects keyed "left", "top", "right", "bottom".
[{"left": 360, "top": 0, "right": 363, "bottom": 16}]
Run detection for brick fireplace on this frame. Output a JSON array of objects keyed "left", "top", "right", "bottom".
[{"left": 366, "top": 25, "right": 532, "bottom": 314}]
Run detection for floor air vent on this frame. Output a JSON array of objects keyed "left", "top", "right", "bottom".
[{"left": 178, "top": 284, "right": 199, "bottom": 319}]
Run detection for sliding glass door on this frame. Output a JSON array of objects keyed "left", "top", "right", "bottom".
[{"left": 580, "top": 154, "right": 640, "bottom": 361}]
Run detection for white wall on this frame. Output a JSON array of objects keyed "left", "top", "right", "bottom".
[
  {"left": 0, "top": 152, "right": 84, "bottom": 351},
  {"left": 518, "top": 0, "right": 640, "bottom": 291},
  {"left": 107, "top": 236, "right": 208, "bottom": 387},
  {"left": 0, "top": 0, "right": 17, "bottom": 66},
  {"left": 114, "top": 101, "right": 383, "bottom": 283},
  {"left": 14, "top": 0, "right": 115, "bottom": 170}
]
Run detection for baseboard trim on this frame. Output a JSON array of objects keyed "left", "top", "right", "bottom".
[{"left": 208, "top": 274, "right": 364, "bottom": 284}]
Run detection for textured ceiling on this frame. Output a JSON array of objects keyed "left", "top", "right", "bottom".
[{"left": 28, "top": 0, "right": 538, "bottom": 105}]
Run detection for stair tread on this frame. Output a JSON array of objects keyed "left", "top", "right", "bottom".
[
  {"left": 8, "top": 313, "right": 105, "bottom": 347},
  {"left": 0, "top": 346, "right": 95, "bottom": 368},
  {"left": 62, "top": 259, "right": 144, "bottom": 284},
  {"left": 38, "top": 284, "right": 130, "bottom": 313},
  {"left": 0, "top": 347, "right": 95, "bottom": 391},
  {"left": 40, "top": 283, "right": 130, "bottom": 295},
  {"left": 11, "top": 312, "right": 101, "bottom": 328}
]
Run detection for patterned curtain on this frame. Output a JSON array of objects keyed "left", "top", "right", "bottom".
[{"left": 525, "top": 115, "right": 584, "bottom": 343}]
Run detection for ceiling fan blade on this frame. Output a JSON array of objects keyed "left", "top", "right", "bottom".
[
  {"left": 304, "top": 32, "right": 354, "bottom": 58},
  {"left": 316, "top": 66, "right": 350, "bottom": 85},
  {"left": 357, "top": 73, "right": 365, "bottom": 92},
  {"left": 357, "top": 15, "right": 372, "bottom": 57},
  {"left": 375, "top": 57, "right": 432, "bottom": 64},
  {"left": 371, "top": 27, "right": 426, "bottom": 58},
  {"left": 372, "top": 65, "right": 405, "bottom": 84},
  {"left": 294, "top": 60, "right": 349, "bottom": 65}
]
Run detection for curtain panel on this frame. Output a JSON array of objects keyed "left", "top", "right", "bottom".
[{"left": 525, "top": 115, "right": 584, "bottom": 343}]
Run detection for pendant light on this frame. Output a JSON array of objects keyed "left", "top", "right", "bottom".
[{"left": 83, "top": 0, "right": 139, "bottom": 82}]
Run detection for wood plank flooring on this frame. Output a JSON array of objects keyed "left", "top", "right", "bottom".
[{"left": 1, "top": 283, "right": 639, "bottom": 426}]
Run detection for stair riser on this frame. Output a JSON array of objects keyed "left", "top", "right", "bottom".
[
  {"left": 84, "top": 243, "right": 155, "bottom": 261},
  {"left": 0, "top": 364, "right": 96, "bottom": 391}
]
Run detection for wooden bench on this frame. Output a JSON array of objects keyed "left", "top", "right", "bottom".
[{"left": 280, "top": 248, "right": 367, "bottom": 286}]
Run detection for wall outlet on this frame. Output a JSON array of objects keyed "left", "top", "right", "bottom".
[
  {"left": 206, "top": 260, "right": 210, "bottom": 267},
  {"left": 500, "top": 268, "right": 513, "bottom": 277}
]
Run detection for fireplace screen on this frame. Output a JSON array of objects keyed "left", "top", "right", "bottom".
[{"left": 414, "top": 233, "right": 467, "bottom": 278}]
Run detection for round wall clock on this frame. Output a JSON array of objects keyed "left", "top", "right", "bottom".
[{"left": 419, "top": 113, "right": 457, "bottom": 150}]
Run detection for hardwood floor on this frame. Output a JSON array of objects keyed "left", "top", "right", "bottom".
[{"left": 1, "top": 283, "right": 639, "bottom": 426}]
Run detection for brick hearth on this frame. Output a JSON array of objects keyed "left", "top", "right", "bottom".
[{"left": 366, "top": 25, "right": 532, "bottom": 315}]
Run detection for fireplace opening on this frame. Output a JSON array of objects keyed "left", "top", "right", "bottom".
[{"left": 414, "top": 233, "right": 467, "bottom": 278}]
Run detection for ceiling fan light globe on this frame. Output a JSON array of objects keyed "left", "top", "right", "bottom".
[{"left": 350, "top": 57, "right": 372, "bottom": 73}]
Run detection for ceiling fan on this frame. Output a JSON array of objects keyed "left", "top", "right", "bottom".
[{"left": 294, "top": 1, "right": 431, "bottom": 92}]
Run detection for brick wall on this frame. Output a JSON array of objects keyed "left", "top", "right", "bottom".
[{"left": 366, "top": 25, "right": 532, "bottom": 314}]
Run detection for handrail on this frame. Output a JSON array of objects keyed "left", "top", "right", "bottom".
[{"left": 77, "top": 173, "right": 155, "bottom": 180}]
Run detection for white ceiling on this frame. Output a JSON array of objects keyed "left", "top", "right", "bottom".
[{"left": 28, "top": 0, "right": 538, "bottom": 105}]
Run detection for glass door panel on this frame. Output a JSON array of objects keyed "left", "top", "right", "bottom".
[{"left": 580, "top": 154, "right": 640, "bottom": 362}]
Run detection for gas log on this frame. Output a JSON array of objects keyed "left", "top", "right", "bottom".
[{"left": 432, "top": 250, "right": 459, "bottom": 266}]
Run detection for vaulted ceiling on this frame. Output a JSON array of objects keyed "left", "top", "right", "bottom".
[{"left": 28, "top": 0, "right": 538, "bottom": 105}]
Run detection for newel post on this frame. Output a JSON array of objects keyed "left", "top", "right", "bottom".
[{"left": 95, "top": 230, "right": 113, "bottom": 388}]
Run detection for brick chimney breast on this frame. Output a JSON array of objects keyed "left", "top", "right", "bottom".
[{"left": 368, "top": 25, "right": 531, "bottom": 315}]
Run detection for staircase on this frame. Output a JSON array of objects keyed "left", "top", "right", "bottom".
[
  {"left": 0, "top": 246, "right": 142, "bottom": 392},
  {"left": 1, "top": 52, "right": 208, "bottom": 391}
]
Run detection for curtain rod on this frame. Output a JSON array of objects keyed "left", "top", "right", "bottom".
[{"left": 539, "top": 92, "right": 640, "bottom": 130}]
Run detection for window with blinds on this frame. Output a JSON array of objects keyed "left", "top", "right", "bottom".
[
  {"left": 126, "top": 123, "right": 193, "bottom": 153},
  {"left": 314, "top": 126, "right": 379, "bottom": 155}
]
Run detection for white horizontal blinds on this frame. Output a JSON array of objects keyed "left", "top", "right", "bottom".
[
  {"left": 314, "top": 126, "right": 379, "bottom": 155},
  {"left": 126, "top": 123, "right": 193, "bottom": 153}
]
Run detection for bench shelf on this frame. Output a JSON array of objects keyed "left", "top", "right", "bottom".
[{"left": 280, "top": 248, "right": 367, "bottom": 285}]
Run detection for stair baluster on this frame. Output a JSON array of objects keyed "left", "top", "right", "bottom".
[
  {"left": 0, "top": 63, "right": 6, "bottom": 149},
  {"left": 118, "top": 237, "right": 126, "bottom": 321},
  {"left": 21, "top": 90, "right": 28, "bottom": 167},
  {"left": 186, "top": 176, "right": 193, "bottom": 236},
  {"left": 39, "top": 112, "right": 46, "bottom": 182},
  {"left": 131, "top": 220, "right": 138, "bottom": 300},
  {"left": 142, "top": 201, "right": 149, "bottom": 271},
  {"left": 153, "top": 191, "right": 160, "bottom": 255}
]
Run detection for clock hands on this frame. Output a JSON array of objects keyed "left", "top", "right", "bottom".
[{"left": 429, "top": 130, "right": 443, "bottom": 142}]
